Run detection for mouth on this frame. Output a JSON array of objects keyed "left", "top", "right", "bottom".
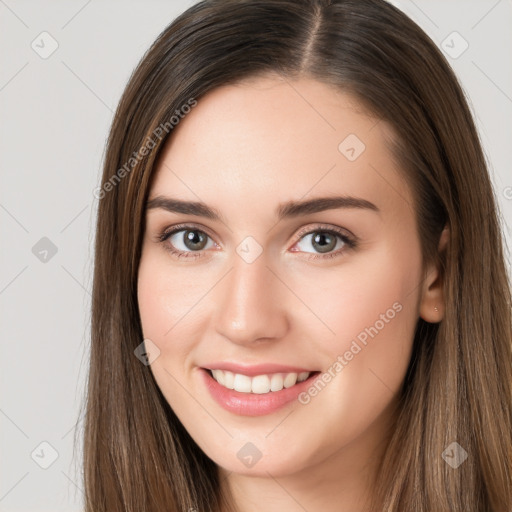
[
  {"left": 200, "top": 367, "right": 321, "bottom": 416},
  {"left": 204, "top": 368, "right": 320, "bottom": 394},
  {"left": 198, "top": 360, "right": 323, "bottom": 416}
]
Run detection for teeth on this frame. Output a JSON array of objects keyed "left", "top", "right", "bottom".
[
  {"left": 210, "top": 369, "right": 312, "bottom": 394},
  {"left": 270, "top": 373, "right": 284, "bottom": 392},
  {"left": 211, "top": 369, "right": 225, "bottom": 386},
  {"left": 233, "top": 373, "right": 252, "bottom": 393},
  {"left": 297, "top": 371, "right": 310, "bottom": 382},
  {"left": 251, "top": 374, "right": 270, "bottom": 394},
  {"left": 224, "top": 370, "right": 235, "bottom": 389}
]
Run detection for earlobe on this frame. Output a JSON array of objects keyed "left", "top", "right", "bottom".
[{"left": 419, "top": 225, "right": 450, "bottom": 323}]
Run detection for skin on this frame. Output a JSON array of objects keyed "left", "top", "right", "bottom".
[{"left": 137, "top": 74, "right": 446, "bottom": 512}]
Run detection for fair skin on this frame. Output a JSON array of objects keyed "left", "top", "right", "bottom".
[{"left": 137, "top": 74, "right": 445, "bottom": 511}]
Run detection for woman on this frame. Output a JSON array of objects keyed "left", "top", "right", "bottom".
[{"left": 83, "top": 0, "right": 512, "bottom": 510}]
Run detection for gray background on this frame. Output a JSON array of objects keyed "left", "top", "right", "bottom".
[{"left": 1, "top": 1, "right": 511, "bottom": 510}]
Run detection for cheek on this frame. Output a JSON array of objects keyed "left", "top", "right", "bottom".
[
  {"left": 137, "top": 264, "right": 168, "bottom": 343},
  {"left": 298, "top": 238, "right": 421, "bottom": 404},
  {"left": 137, "top": 252, "right": 217, "bottom": 389},
  {"left": 137, "top": 255, "right": 185, "bottom": 378},
  {"left": 137, "top": 252, "right": 200, "bottom": 344},
  {"left": 291, "top": 239, "right": 421, "bottom": 348},
  {"left": 137, "top": 256, "right": 201, "bottom": 415},
  {"left": 286, "top": 242, "right": 421, "bottom": 448}
]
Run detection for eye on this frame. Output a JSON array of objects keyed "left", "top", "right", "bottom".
[
  {"left": 157, "top": 223, "right": 357, "bottom": 261},
  {"left": 291, "top": 225, "right": 357, "bottom": 260},
  {"left": 158, "top": 224, "right": 216, "bottom": 259}
]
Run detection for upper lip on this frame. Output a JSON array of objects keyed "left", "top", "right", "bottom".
[{"left": 202, "top": 362, "right": 316, "bottom": 377}]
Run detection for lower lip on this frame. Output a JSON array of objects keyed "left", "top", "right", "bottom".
[{"left": 200, "top": 368, "right": 320, "bottom": 416}]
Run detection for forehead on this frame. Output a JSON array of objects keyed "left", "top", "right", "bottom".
[{"left": 149, "top": 75, "right": 414, "bottom": 225}]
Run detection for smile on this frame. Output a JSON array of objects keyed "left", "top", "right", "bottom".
[
  {"left": 208, "top": 369, "right": 311, "bottom": 394},
  {"left": 200, "top": 367, "right": 321, "bottom": 416}
]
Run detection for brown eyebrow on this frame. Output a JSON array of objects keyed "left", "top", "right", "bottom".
[{"left": 145, "top": 195, "right": 379, "bottom": 222}]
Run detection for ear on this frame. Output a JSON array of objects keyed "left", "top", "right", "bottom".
[{"left": 419, "top": 225, "right": 449, "bottom": 323}]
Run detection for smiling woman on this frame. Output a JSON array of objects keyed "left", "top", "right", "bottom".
[{"left": 84, "top": 1, "right": 512, "bottom": 511}]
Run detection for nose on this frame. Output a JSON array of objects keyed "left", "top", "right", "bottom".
[{"left": 213, "top": 253, "right": 289, "bottom": 346}]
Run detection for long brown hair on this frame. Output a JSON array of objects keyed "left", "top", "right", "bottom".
[{"left": 82, "top": 0, "right": 512, "bottom": 510}]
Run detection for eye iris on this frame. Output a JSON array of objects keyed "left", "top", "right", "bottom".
[
  {"left": 184, "top": 230, "right": 207, "bottom": 250},
  {"left": 312, "top": 232, "right": 336, "bottom": 253}
]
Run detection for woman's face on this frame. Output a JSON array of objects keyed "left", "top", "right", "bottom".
[{"left": 137, "top": 75, "right": 440, "bottom": 479}]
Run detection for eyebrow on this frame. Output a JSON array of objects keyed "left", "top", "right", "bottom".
[{"left": 146, "top": 195, "right": 379, "bottom": 222}]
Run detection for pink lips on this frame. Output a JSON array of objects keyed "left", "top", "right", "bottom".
[{"left": 199, "top": 365, "right": 320, "bottom": 416}]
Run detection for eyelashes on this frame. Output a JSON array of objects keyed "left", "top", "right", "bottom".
[{"left": 156, "top": 223, "right": 358, "bottom": 261}]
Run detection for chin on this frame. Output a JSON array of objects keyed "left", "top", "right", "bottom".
[{"left": 200, "top": 437, "right": 318, "bottom": 479}]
